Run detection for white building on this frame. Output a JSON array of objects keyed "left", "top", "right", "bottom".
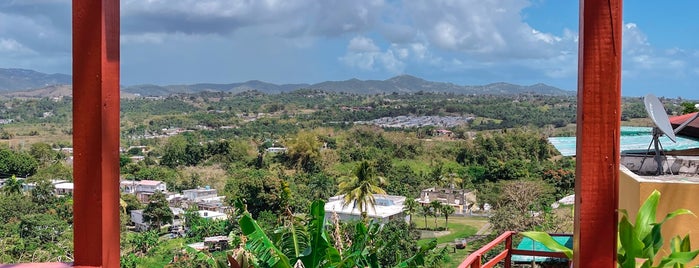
[
  {"left": 324, "top": 194, "right": 407, "bottom": 224},
  {"left": 54, "top": 182, "right": 74, "bottom": 196},
  {"left": 198, "top": 210, "right": 228, "bottom": 221},
  {"left": 418, "top": 187, "right": 476, "bottom": 214},
  {"left": 265, "top": 147, "right": 287, "bottom": 153},
  {"left": 183, "top": 187, "right": 218, "bottom": 202},
  {"left": 131, "top": 207, "right": 185, "bottom": 232},
  {"left": 120, "top": 180, "right": 167, "bottom": 193},
  {"left": 130, "top": 209, "right": 148, "bottom": 231},
  {"left": 22, "top": 179, "right": 66, "bottom": 192}
]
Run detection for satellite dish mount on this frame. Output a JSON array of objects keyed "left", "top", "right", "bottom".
[
  {"left": 643, "top": 94, "right": 676, "bottom": 175},
  {"left": 642, "top": 94, "right": 699, "bottom": 175}
]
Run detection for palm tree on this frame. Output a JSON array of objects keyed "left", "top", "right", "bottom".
[
  {"left": 440, "top": 205, "right": 455, "bottom": 230},
  {"left": 430, "top": 201, "right": 442, "bottom": 229},
  {"left": 441, "top": 172, "right": 463, "bottom": 189},
  {"left": 3, "top": 175, "right": 23, "bottom": 195},
  {"left": 420, "top": 205, "right": 429, "bottom": 229},
  {"left": 337, "top": 161, "right": 387, "bottom": 221},
  {"left": 403, "top": 198, "right": 420, "bottom": 225}
]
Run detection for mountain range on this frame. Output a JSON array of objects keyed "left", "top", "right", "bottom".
[{"left": 0, "top": 68, "right": 574, "bottom": 97}]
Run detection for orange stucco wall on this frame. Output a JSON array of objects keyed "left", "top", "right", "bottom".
[{"left": 619, "top": 166, "right": 699, "bottom": 266}]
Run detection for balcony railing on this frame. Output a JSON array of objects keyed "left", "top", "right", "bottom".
[{"left": 458, "top": 231, "right": 572, "bottom": 268}]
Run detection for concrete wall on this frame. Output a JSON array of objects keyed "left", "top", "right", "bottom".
[
  {"left": 619, "top": 166, "right": 699, "bottom": 266},
  {"left": 621, "top": 155, "right": 699, "bottom": 175}
]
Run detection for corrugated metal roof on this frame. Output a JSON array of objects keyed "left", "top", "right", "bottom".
[
  {"left": 511, "top": 236, "right": 573, "bottom": 262},
  {"left": 671, "top": 112, "right": 699, "bottom": 138},
  {"left": 549, "top": 127, "right": 699, "bottom": 156}
]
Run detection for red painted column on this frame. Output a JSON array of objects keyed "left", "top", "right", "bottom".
[
  {"left": 72, "top": 0, "right": 120, "bottom": 267},
  {"left": 574, "top": 0, "right": 622, "bottom": 267}
]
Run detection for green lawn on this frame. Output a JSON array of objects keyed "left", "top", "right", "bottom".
[
  {"left": 413, "top": 215, "right": 488, "bottom": 267},
  {"left": 415, "top": 216, "right": 485, "bottom": 244},
  {"left": 136, "top": 238, "right": 187, "bottom": 267}
]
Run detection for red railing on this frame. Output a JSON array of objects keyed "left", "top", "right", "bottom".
[{"left": 458, "top": 232, "right": 572, "bottom": 268}]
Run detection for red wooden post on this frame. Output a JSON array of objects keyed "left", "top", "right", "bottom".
[
  {"left": 504, "top": 235, "right": 512, "bottom": 268},
  {"left": 575, "top": 0, "right": 622, "bottom": 267},
  {"left": 473, "top": 256, "right": 481, "bottom": 268},
  {"left": 72, "top": 0, "right": 120, "bottom": 267}
]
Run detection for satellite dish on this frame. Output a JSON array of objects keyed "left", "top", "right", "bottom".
[
  {"left": 641, "top": 94, "right": 699, "bottom": 175},
  {"left": 644, "top": 93, "right": 676, "bottom": 142},
  {"left": 642, "top": 94, "right": 680, "bottom": 175}
]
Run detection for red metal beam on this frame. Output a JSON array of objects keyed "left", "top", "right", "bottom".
[
  {"left": 574, "top": 0, "right": 622, "bottom": 267},
  {"left": 72, "top": 0, "right": 120, "bottom": 267}
]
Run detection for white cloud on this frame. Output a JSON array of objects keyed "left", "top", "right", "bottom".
[
  {"left": 340, "top": 36, "right": 405, "bottom": 74},
  {"left": 121, "top": 33, "right": 168, "bottom": 44},
  {"left": 0, "top": 38, "right": 36, "bottom": 55},
  {"left": 120, "top": 0, "right": 386, "bottom": 38},
  {"left": 403, "top": 0, "right": 575, "bottom": 60},
  {"left": 623, "top": 23, "right": 651, "bottom": 55},
  {"left": 622, "top": 22, "right": 689, "bottom": 78},
  {"left": 347, "top": 36, "right": 380, "bottom": 52}
]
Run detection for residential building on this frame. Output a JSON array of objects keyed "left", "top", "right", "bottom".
[
  {"left": 186, "top": 236, "right": 230, "bottom": 252},
  {"left": 120, "top": 179, "right": 167, "bottom": 194},
  {"left": 197, "top": 210, "right": 228, "bottom": 221},
  {"left": 54, "top": 182, "right": 74, "bottom": 196},
  {"left": 131, "top": 207, "right": 185, "bottom": 232},
  {"left": 130, "top": 209, "right": 148, "bottom": 231},
  {"left": 22, "top": 179, "right": 67, "bottom": 192},
  {"left": 183, "top": 187, "right": 218, "bottom": 202},
  {"left": 324, "top": 194, "right": 407, "bottom": 224},
  {"left": 417, "top": 187, "right": 476, "bottom": 214},
  {"left": 266, "top": 147, "right": 287, "bottom": 153}
]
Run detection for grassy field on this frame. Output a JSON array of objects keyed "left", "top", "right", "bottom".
[
  {"left": 0, "top": 122, "right": 72, "bottom": 148},
  {"left": 413, "top": 215, "right": 489, "bottom": 267}
]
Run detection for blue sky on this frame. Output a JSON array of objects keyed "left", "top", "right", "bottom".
[{"left": 1, "top": 0, "right": 698, "bottom": 99}]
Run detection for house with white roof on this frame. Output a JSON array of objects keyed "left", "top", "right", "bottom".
[
  {"left": 54, "top": 182, "right": 74, "bottom": 196},
  {"left": 120, "top": 180, "right": 167, "bottom": 194},
  {"left": 265, "top": 147, "right": 287, "bottom": 153},
  {"left": 131, "top": 207, "right": 186, "bottom": 232},
  {"left": 198, "top": 210, "right": 228, "bottom": 221},
  {"left": 324, "top": 194, "right": 408, "bottom": 224},
  {"left": 121, "top": 180, "right": 168, "bottom": 203},
  {"left": 183, "top": 187, "right": 218, "bottom": 202},
  {"left": 22, "top": 179, "right": 66, "bottom": 192}
]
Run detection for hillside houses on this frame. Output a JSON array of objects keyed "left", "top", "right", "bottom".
[
  {"left": 119, "top": 179, "right": 230, "bottom": 232},
  {"left": 357, "top": 115, "right": 474, "bottom": 129}
]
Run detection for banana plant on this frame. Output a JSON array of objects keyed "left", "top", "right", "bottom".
[
  {"left": 236, "top": 200, "right": 337, "bottom": 268},
  {"left": 238, "top": 210, "right": 293, "bottom": 268},
  {"left": 521, "top": 190, "right": 699, "bottom": 268},
  {"left": 617, "top": 190, "right": 698, "bottom": 268},
  {"left": 236, "top": 199, "right": 440, "bottom": 268}
]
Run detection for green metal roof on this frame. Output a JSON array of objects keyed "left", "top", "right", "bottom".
[
  {"left": 549, "top": 126, "right": 699, "bottom": 156},
  {"left": 511, "top": 236, "right": 573, "bottom": 263}
]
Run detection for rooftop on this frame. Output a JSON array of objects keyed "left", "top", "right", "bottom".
[
  {"left": 549, "top": 126, "right": 699, "bottom": 157},
  {"left": 325, "top": 194, "right": 405, "bottom": 218},
  {"left": 121, "top": 179, "right": 164, "bottom": 186}
]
